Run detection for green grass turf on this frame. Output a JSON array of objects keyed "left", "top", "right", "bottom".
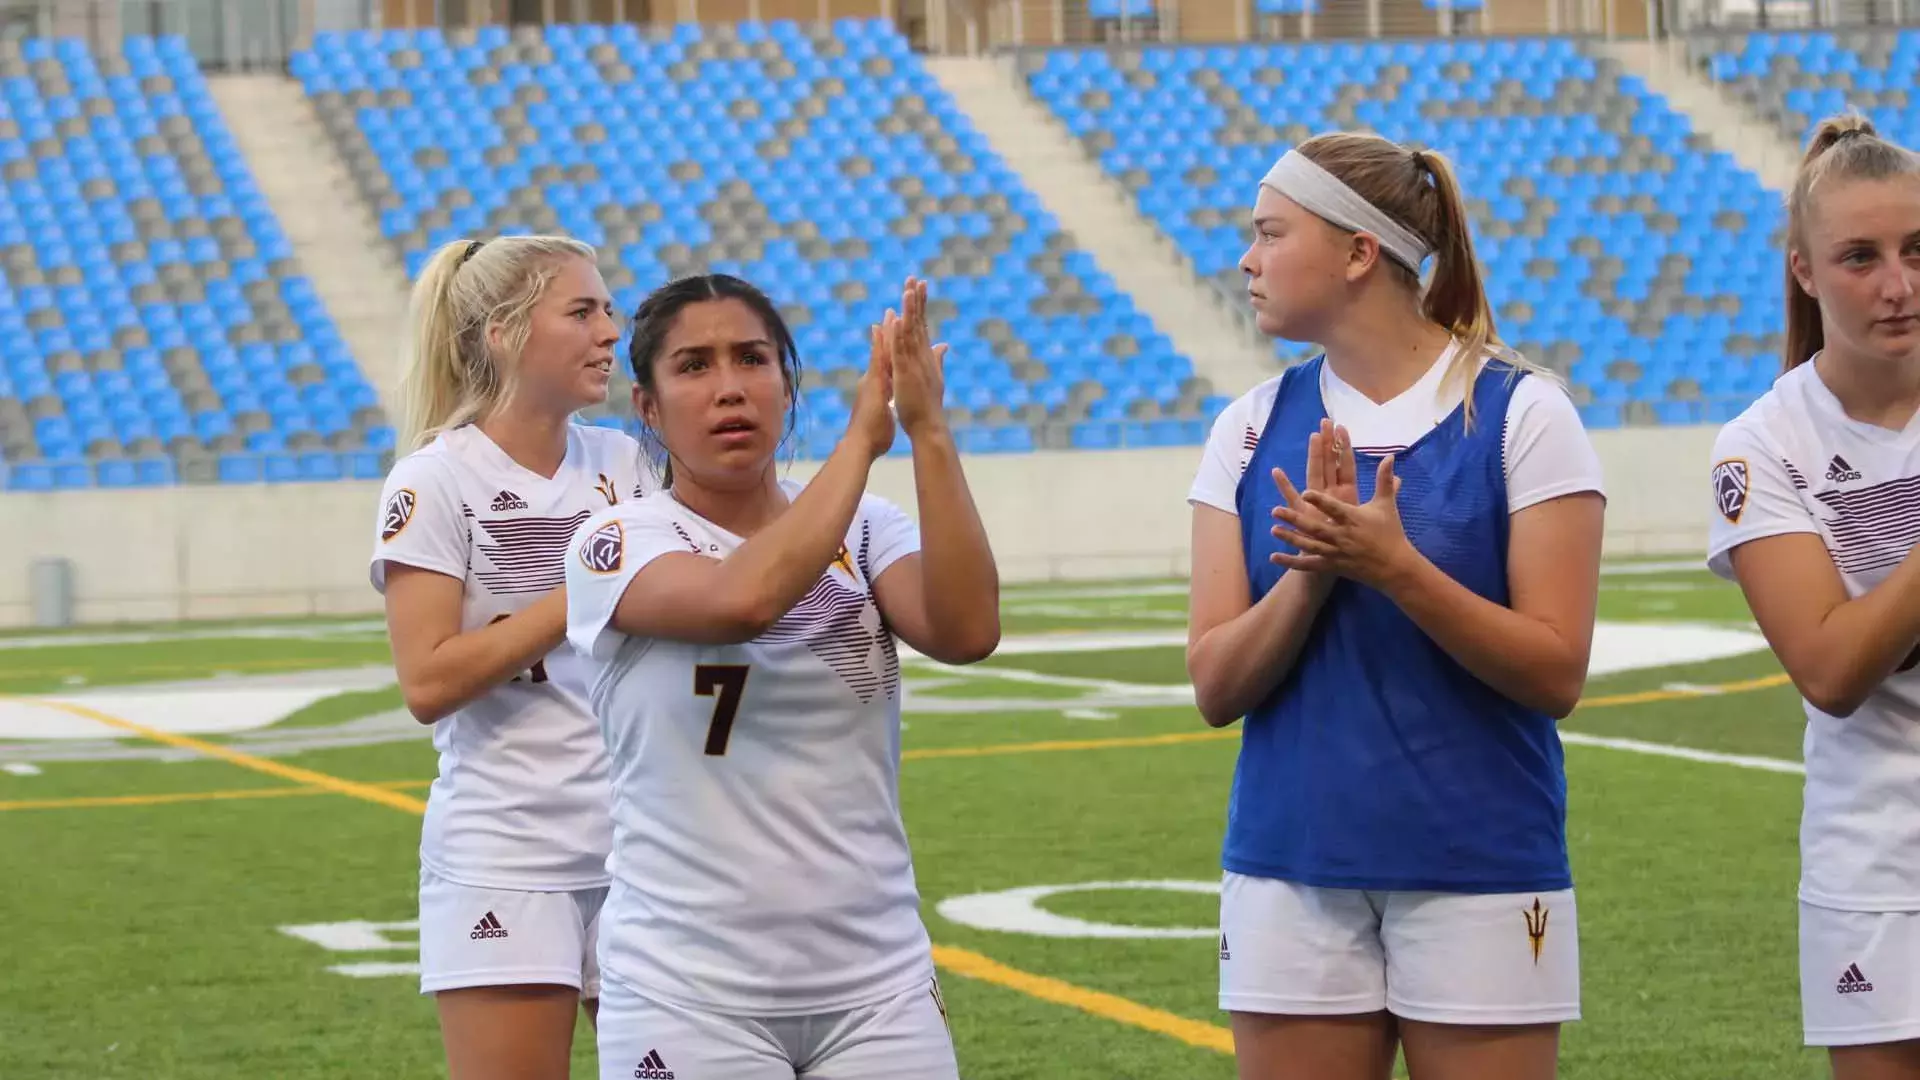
[
  {"left": 0, "top": 580, "right": 1839, "bottom": 1079},
  {"left": 1595, "top": 570, "right": 1758, "bottom": 625},
  {"left": 4, "top": 680, "right": 1823, "bottom": 1079}
]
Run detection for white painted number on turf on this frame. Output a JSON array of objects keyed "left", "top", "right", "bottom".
[{"left": 279, "top": 919, "right": 419, "bottom": 978}]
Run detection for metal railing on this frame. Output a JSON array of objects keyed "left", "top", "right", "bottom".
[
  {"left": 0, "top": 0, "right": 375, "bottom": 70},
  {"left": 1657, "top": 0, "right": 1916, "bottom": 32},
  {"left": 955, "top": 0, "right": 1646, "bottom": 49}
]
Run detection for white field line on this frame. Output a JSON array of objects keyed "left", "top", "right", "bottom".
[
  {"left": 1559, "top": 732, "right": 1804, "bottom": 774},
  {"left": 910, "top": 659, "right": 1808, "bottom": 776}
]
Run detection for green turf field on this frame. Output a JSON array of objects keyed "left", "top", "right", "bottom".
[{"left": 0, "top": 567, "right": 1831, "bottom": 1079}]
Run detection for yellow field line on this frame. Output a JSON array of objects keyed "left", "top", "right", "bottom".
[
  {"left": 0, "top": 664, "right": 1801, "bottom": 1062},
  {"left": 0, "top": 734, "right": 1238, "bottom": 812},
  {"left": 1575, "top": 671, "right": 1793, "bottom": 709},
  {"left": 0, "top": 778, "right": 428, "bottom": 812},
  {"left": 0, "top": 695, "right": 427, "bottom": 814},
  {"left": 932, "top": 944, "right": 1234, "bottom": 1054},
  {"left": 0, "top": 669, "right": 1798, "bottom": 814}
]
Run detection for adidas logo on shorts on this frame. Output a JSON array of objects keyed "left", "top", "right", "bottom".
[
  {"left": 633, "top": 1049, "right": 675, "bottom": 1079},
  {"left": 469, "top": 911, "right": 508, "bottom": 940},
  {"left": 1837, "top": 963, "right": 1874, "bottom": 994},
  {"left": 490, "top": 489, "right": 529, "bottom": 512}
]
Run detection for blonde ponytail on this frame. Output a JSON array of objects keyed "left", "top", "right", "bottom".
[
  {"left": 394, "top": 233, "right": 599, "bottom": 452},
  {"left": 1783, "top": 112, "right": 1920, "bottom": 372},
  {"left": 1415, "top": 148, "right": 1519, "bottom": 425},
  {"left": 1295, "top": 133, "right": 1551, "bottom": 430}
]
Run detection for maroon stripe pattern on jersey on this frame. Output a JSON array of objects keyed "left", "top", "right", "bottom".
[{"left": 473, "top": 510, "right": 593, "bottom": 595}]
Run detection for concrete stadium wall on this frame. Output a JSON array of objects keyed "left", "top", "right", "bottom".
[{"left": 0, "top": 424, "right": 1719, "bottom": 628}]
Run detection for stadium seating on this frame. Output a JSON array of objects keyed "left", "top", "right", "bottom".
[
  {"left": 1688, "top": 28, "right": 1920, "bottom": 150},
  {"left": 1021, "top": 37, "right": 1789, "bottom": 428},
  {"left": 291, "top": 19, "right": 1223, "bottom": 457},
  {"left": 0, "top": 34, "right": 388, "bottom": 491}
]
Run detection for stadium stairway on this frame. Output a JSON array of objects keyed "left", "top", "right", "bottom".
[
  {"left": 925, "top": 54, "right": 1276, "bottom": 398},
  {"left": 1687, "top": 28, "right": 1920, "bottom": 154},
  {"left": 1598, "top": 37, "right": 1800, "bottom": 192},
  {"left": 290, "top": 20, "right": 1236, "bottom": 458},
  {"left": 207, "top": 75, "right": 409, "bottom": 410}
]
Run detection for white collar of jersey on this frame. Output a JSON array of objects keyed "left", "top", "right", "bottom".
[{"left": 1261, "top": 149, "right": 1433, "bottom": 275}]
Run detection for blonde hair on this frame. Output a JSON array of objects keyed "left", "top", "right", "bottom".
[
  {"left": 1783, "top": 112, "right": 1920, "bottom": 372},
  {"left": 395, "top": 233, "right": 599, "bottom": 452},
  {"left": 1296, "top": 131, "right": 1551, "bottom": 425}
]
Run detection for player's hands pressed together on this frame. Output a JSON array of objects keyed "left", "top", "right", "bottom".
[
  {"left": 882, "top": 276, "right": 951, "bottom": 440},
  {"left": 847, "top": 315, "right": 897, "bottom": 462},
  {"left": 1270, "top": 423, "right": 1420, "bottom": 591},
  {"left": 1266, "top": 419, "right": 1358, "bottom": 573}
]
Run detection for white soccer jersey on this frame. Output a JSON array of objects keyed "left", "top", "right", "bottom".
[
  {"left": 1189, "top": 343, "right": 1606, "bottom": 514},
  {"left": 564, "top": 483, "right": 932, "bottom": 1016},
  {"left": 1706, "top": 358, "right": 1920, "bottom": 911},
  {"left": 370, "top": 421, "right": 652, "bottom": 892}
]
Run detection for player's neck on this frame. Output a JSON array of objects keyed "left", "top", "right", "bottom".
[
  {"left": 670, "top": 467, "right": 788, "bottom": 538},
  {"left": 1813, "top": 346, "right": 1920, "bottom": 431},
  {"left": 1319, "top": 300, "right": 1454, "bottom": 406},
  {"left": 475, "top": 403, "right": 570, "bottom": 479}
]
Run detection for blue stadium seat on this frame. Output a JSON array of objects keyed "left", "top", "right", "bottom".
[
  {"left": 1690, "top": 30, "right": 1920, "bottom": 153},
  {"left": 1022, "top": 36, "right": 1790, "bottom": 428},
  {"left": 293, "top": 19, "right": 1210, "bottom": 456},
  {"left": 0, "top": 34, "right": 390, "bottom": 486}
]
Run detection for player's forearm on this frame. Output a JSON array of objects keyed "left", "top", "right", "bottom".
[
  {"left": 905, "top": 426, "right": 1000, "bottom": 663},
  {"left": 407, "top": 591, "right": 568, "bottom": 723},
  {"left": 1188, "top": 569, "right": 1335, "bottom": 727},
  {"left": 1377, "top": 555, "right": 1587, "bottom": 719},
  {"left": 1792, "top": 550, "right": 1920, "bottom": 717},
  {"left": 716, "top": 436, "right": 875, "bottom": 636}
]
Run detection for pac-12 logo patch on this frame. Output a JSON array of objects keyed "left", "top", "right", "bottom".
[
  {"left": 580, "top": 520, "right": 623, "bottom": 574},
  {"left": 381, "top": 488, "right": 416, "bottom": 542},
  {"left": 1711, "top": 459, "right": 1749, "bottom": 525}
]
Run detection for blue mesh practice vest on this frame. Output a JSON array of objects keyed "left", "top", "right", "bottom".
[{"left": 1229, "top": 355, "right": 1571, "bottom": 893}]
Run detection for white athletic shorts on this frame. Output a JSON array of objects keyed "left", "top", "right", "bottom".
[
  {"left": 1219, "top": 871, "right": 1581, "bottom": 1025},
  {"left": 596, "top": 975, "right": 959, "bottom": 1080},
  {"left": 417, "top": 866, "right": 607, "bottom": 998},
  {"left": 1801, "top": 902, "right": 1920, "bottom": 1046}
]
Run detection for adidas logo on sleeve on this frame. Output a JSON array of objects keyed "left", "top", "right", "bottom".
[
  {"left": 469, "top": 911, "right": 509, "bottom": 940},
  {"left": 633, "top": 1050, "right": 675, "bottom": 1079},
  {"left": 490, "top": 489, "right": 530, "bottom": 512}
]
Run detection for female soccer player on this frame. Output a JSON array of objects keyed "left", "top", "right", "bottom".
[
  {"left": 1185, "top": 132, "right": 1607, "bottom": 1080},
  {"left": 1707, "top": 115, "right": 1920, "bottom": 1078},
  {"left": 370, "top": 234, "right": 649, "bottom": 1080},
  {"left": 565, "top": 274, "right": 999, "bottom": 1080}
]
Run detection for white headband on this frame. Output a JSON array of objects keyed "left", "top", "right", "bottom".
[{"left": 1261, "top": 149, "right": 1433, "bottom": 274}]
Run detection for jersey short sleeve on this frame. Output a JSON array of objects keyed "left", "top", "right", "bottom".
[
  {"left": 859, "top": 494, "right": 922, "bottom": 581},
  {"left": 1503, "top": 375, "right": 1607, "bottom": 514},
  {"left": 369, "top": 452, "right": 468, "bottom": 592},
  {"left": 1705, "top": 417, "right": 1821, "bottom": 580},
  {"left": 1189, "top": 378, "right": 1278, "bottom": 515},
  {"left": 564, "top": 498, "right": 707, "bottom": 662}
]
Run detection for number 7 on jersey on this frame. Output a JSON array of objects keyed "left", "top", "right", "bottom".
[{"left": 695, "top": 664, "right": 750, "bottom": 756}]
